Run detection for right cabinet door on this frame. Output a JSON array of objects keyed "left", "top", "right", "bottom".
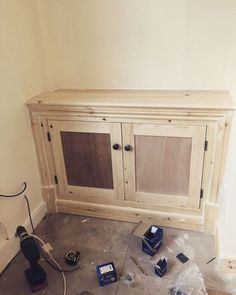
[{"left": 123, "top": 123, "right": 206, "bottom": 209}]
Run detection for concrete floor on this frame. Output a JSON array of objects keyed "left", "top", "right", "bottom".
[{"left": 0, "top": 213, "right": 235, "bottom": 295}]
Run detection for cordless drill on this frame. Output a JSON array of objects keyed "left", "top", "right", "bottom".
[{"left": 16, "top": 226, "right": 47, "bottom": 293}]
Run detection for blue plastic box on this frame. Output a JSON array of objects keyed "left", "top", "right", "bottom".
[
  {"left": 142, "top": 225, "right": 163, "bottom": 256},
  {"left": 155, "top": 257, "right": 167, "bottom": 277},
  {"left": 96, "top": 262, "right": 117, "bottom": 286}
]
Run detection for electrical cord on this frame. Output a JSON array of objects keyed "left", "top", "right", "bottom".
[
  {"left": 30, "top": 234, "right": 67, "bottom": 295},
  {"left": 0, "top": 182, "right": 80, "bottom": 274},
  {"left": 0, "top": 182, "right": 78, "bottom": 295},
  {"left": 0, "top": 182, "right": 27, "bottom": 197},
  {"left": 24, "top": 194, "right": 79, "bottom": 273},
  {"left": 0, "top": 182, "right": 26, "bottom": 241}
]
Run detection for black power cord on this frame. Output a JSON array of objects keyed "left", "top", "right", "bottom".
[
  {"left": 24, "top": 194, "right": 79, "bottom": 273},
  {"left": 0, "top": 182, "right": 27, "bottom": 197},
  {"left": 0, "top": 182, "right": 79, "bottom": 273}
]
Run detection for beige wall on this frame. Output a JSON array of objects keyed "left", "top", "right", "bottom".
[
  {"left": 37, "top": 0, "right": 236, "bottom": 90},
  {"left": 1, "top": 0, "right": 236, "bottom": 263},
  {"left": 37, "top": 0, "right": 236, "bottom": 259},
  {"left": 0, "top": 0, "right": 48, "bottom": 250}
]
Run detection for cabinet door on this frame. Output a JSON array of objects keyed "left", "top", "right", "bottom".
[
  {"left": 49, "top": 120, "right": 124, "bottom": 201},
  {"left": 123, "top": 123, "right": 206, "bottom": 208}
]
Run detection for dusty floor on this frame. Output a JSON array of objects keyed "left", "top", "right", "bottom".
[{"left": 0, "top": 214, "right": 235, "bottom": 295}]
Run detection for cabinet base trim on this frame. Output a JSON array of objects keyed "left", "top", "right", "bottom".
[{"left": 56, "top": 199, "right": 203, "bottom": 231}]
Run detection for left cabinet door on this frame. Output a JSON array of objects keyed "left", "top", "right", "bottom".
[{"left": 48, "top": 120, "right": 124, "bottom": 201}]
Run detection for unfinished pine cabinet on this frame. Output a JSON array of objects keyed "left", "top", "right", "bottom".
[{"left": 27, "top": 89, "right": 234, "bottom": 233}]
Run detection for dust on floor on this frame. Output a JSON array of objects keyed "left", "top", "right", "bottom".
[{"left": 0, "top": 214, "right": 235, "bottom": 295}]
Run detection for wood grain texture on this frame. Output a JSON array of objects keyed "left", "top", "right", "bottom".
[
  {"left": 204, "top": 202, "right": 219, "bottom": 234},
  {"left": 27, "top": 89, "right": 233, "bottom": 237},
  {"left": 27, "top": 89, "right": 234, "bottom": 111},
  {"left": 122, "top": 123, "right": 136, "bottom": 201},
  {"left": 61, "top": 131, "right": 113, "bottom": 189},
  {"left": 30, "top": 113, "right": 57, "bottom": 212},
  {"left": 49, "top": 120, "right": 123, "bottom": 200},
  {"left": 135, "top": 135, "right": 192, "bottom": 196},
  {"left": 56, "top": 199, "right": 203, "bottom": 231},
  {"left": 188, "top": 125, "right": 206, "bottom": 208},
  {"left": 110, "top": 123, "right": 125, "bottom": 200},
  {"left": 56, "top": 191, "right": 201, "bottom": 215},
  {"left": 124, "top": 123, "right": 206, "bottom": 208},
  {"left": 207, "top": 289, "right": 231, "bottom": 295}
]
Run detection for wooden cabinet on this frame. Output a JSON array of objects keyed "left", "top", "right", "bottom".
[
  {"left": 48, "top": 120, "right": 206, "bottom": 209},
  {"left": 27, "top": 89, "right": 234, "bottom": 233}
]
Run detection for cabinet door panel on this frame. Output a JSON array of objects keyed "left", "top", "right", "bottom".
[
  {"left": 123, "top": 123, "right": 206, "bottom": 208},
  {"left": 61, "top": 132, "right": 113, "bottom": 189},
  {"left": 49, "top": 120, "right": 124, "bottom": 200},
  {"left": 135, "top": 136, "right": 191, "bottom": 196}
]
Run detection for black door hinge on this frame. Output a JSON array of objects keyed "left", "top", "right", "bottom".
[
  {"left": 204, "top": 140, "right": 208, "bottom": 151},
  {"left": 200, "top": 189, "right": 204, "bottom": 199},
  {"left": 47, "top": 132, "right": 51, "bottom": 142},
  {"left": 54, "top": 175, "right": 58, "bottom": 184}
]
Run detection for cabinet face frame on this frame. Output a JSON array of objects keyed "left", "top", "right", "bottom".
[
  {"left": 48, "top": 120, "right": 124, "bottom": 201},
  {"left": 122, "top": 123, "right": 207, "bottom": 209},
  {"left": 27, "top": 88, "right": 233, "bottom": 234}
]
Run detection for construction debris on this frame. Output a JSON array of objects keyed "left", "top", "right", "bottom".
[
  {"left": 120, "top": 272, "right": 135, "bottom": 286},
  {"left": 169, "top": 263, "right": 207, "bottom": 295}
]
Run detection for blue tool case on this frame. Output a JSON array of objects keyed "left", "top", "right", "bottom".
[
  {"left": 142, "top": 225, "right": 163, "bottom": 256},
  {"left": 96, "top": 262, "right": 117, "bottom": 286},
  {"left": 155, "top": 257, "right": 167, "bottom": 277}
]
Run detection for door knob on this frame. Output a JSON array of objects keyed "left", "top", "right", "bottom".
[
  {"left": 112, "top": 143, "right": 120, "bottom": 150},
  {"left": 124, "top": 144, "right": 132, "bottom": 151}
]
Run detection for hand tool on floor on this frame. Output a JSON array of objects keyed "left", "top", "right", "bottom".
[
  {"left": 65, "top": 250, "right": 80, "bottom": 266},
  {"left": 206, "top": 257, "right": 216, "bottom": 264},
  {"left": 16, "top": 226, "right": 47, "bottom": 293},
  {"left": 130, "top": 256, "right": 147, "bottom": 275}
]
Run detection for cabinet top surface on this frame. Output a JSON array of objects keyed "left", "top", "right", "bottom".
[{"left": 27, "top": 89, "right": 235, "bottom": 110}]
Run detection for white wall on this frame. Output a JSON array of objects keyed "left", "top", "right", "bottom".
[
  {"left": 37, "top": 0, "right": 236, "bottom": 259},
  {"left": 0, "top": 0, "right": 48, "bottom": 251},
  {"left": 0, "top": 0, "right": 235, "bottom": 262},
  {"left": 37, "top": 0, "right": 236, "bottom": 89}
]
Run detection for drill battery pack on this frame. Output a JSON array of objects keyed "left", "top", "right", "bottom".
[
  {"left": 25, "top": 264, "right": 47, "bottom": 293},
  {"left": 96, "top": 262, "right": 117, "bottom": 286}
]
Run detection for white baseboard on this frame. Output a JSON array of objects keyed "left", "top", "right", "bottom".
[
  {"left": 0, "top": 201, "right": 47, "bottom": 273},
  {"left": 215, "top": 227, "right": 236, "bottom": 272},
  {"left": 218, "top": 258, "right": 236, "bottom": 272}
]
